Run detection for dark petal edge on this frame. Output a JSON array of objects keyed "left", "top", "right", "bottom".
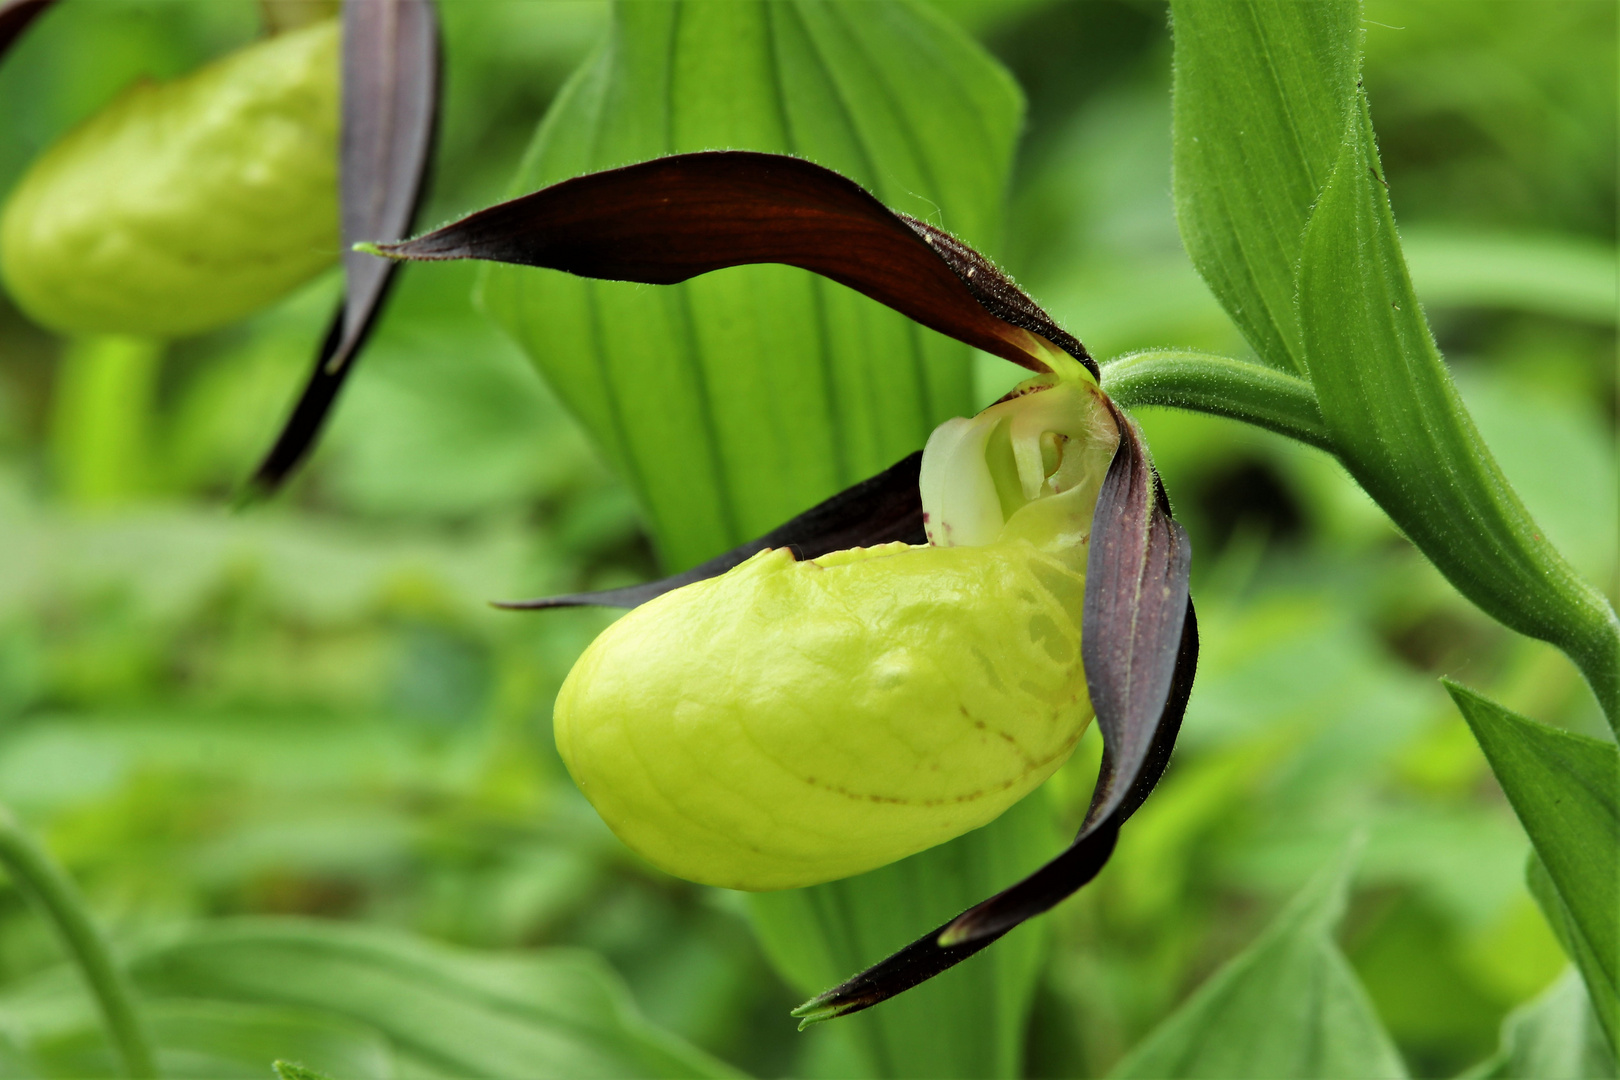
[
  {"left": 370, "top": 150, "right": 1096, "bottom": 381},
  {"left": 0, "top": 0, "right": 54, "bottom": 60},
  {"left": 497, "top": 451, "right": 925, "bottom": 611},
  {"left": 248, "top": 0, "right": 440, "bottom": 494},
  {"left": 791, "top": 408, "right": 1196, "bottom": 1026}
]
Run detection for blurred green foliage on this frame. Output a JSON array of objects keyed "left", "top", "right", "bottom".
[{"left": 0, "top": 2, "right": 1613, "bottom": 1077}]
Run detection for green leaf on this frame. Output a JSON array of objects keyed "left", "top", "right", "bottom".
[
  {"left": 1296, "top": 94, "right": 1620, "bottom": 726},
  {"left": 1169, "top": 0, "right": 1361, "bottom": 375},
  {"left": 1448, "top": 683, "right": 1619, "bottom": 1054},
  {"left": 1460, "top": 969, "right": 1617, "bottom": 1080},
  {"left": 478, "top": 0, "right": 1020, "bottom": 570},
  {"left": 749, "top": 793, "right": 1059, "bottom": 1078},
  {"left": 1109, "top": 842, "right": 1407, "bottom": 1080},
  {"left": 128, "top": 919, "right": 742, "bottom": 1079},
  {"left": 0, "top": 993, "right": 394, "bottom": 1080},
  {"left": 1529, "top": 859, "right": 1620, "bottom": 1066}
]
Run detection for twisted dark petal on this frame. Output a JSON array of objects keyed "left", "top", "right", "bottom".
[
  {"left": 792, "top": 409, "right": 1197, "bottom": 1025},
  {"left": 0, "top": 0, "right": 54, "bottom": 59},
  {"left": 498, "top": 451, "right": 925, "bottom": 611},
  {"left": 369, "top": 150, "right": 1096, "bottom": 381},
  {"left": 250, "top": 0, "right": 440, "bottom": 494}
]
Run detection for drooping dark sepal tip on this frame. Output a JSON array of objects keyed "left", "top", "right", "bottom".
[
  {"left": 248, "top": 0, "right": 440, "bottom": 497},
  {"left": 790, "top": 926, "right": 1007, "bottom": 1027}
]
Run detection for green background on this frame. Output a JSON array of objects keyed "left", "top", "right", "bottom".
[{"left": 0, "top": 2, "right": 1613, "bottom": 1077}]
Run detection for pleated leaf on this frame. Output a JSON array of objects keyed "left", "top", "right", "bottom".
[{"left": 477, "top": 0, "right": 1020, "bottom": 570}]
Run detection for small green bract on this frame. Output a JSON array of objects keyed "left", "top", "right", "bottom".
[
  {"left": 556, "top": 375, "right": 1118, "bottom": 890},
  {"left": 0, "top": 20, "right": 339, "bottom": 337}
]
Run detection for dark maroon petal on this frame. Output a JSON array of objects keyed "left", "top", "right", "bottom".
[
  {"left": 250, "top": 0, "right": 439, "bottom": 494},
  {"left": 370, "top": 150, "right": 1096, "bottom": 381},
  {"left": 1066, "top": 404, "right": 1194, "bottom": 839},
  {"left": 497, "top": 451, "right": 925, "bottom": 611},
  {"left": 792, "top": 410, "right": 1196, "bottom": 1025},
  {"left": 0, "top": 0, "right": 54, "bottom": 60}
]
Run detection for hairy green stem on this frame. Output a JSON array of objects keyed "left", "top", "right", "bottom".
[
  {"left": 0, "top": 806, "right": 158, "bottom": 1078},
  {"left": 1100, "top": 349, "right": 1333, "bottom": 453},
  {"left": 1099, "top": 349, "right": 1620, "bottom": 729}
]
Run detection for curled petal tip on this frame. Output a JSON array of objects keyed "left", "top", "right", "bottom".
[
  {"left": 790, "top": 994, "right": 847, "bottom": 1030},
  {"left": 351, "top": 240, "right": 396, "bottom": 259}
]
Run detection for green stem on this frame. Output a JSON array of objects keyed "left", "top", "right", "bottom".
[
  {"left": 0, "top": 806, "right": 158, "bottom": 1078},
  {"left": 1100, "top": 351, "right": 1620, "bottom": 730},
  {"left": 1099, "top": 349, "right": 1333, "bottom": 453}
]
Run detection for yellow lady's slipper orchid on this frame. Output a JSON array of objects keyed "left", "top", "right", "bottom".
[
  {"left": 0, "top": 19, "right": 339, "bottom": 337},
  {"left": 364, "top": 149, "right": 1197, "bottom": 1015}
]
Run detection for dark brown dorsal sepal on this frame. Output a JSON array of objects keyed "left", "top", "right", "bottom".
[{"left": 366, "top": 151, "right": 1097, "bottom": 382}]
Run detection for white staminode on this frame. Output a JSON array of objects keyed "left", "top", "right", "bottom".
[{"left": 919, "top": 376, "right": 1118, "bottom": 549}]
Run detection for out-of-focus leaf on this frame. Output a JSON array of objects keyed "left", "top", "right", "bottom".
[
  {"left": 0, "top": 0, "right": 53, "bottom": 61},
  {"left": 1456, "top": 371, "right": 1619, "bottom": 587},
  {"left": 273, "top": 1062, "right": 337, "bottom": 1080},
  {"left": 1401, "top": 228, "right": 1618, "bottom": 327},
  {"left": 1109, "top": 843, "right": 1407, "bottom": 1079},
  {"left": 14, "top": 998, "right": 394, "bottom": 1080},
  {"left": 1169, "top": 0, "right": 1360, "bottom": 375},
  {"left": 48, "top": 336, "right": 162, "bottom": 506},
  {"left": 1448, "top": 684, "right": 1619, "bottom": 1053},
  {"left": 479, "top": 0, "right": 1019, "bottom": 569},
  {"left": 1460, "top": 969, "right": 1617, "bottom": 1080},
  {"left": 129, "top": 919, "right": 742, "bottom": 1079}
]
